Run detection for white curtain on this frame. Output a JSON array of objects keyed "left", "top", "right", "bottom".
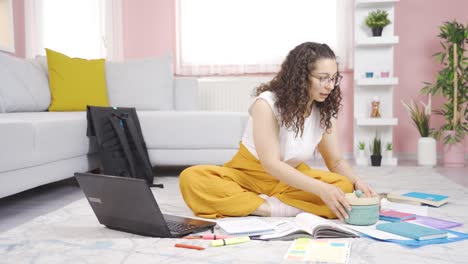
[
  {"left": 176, "top": 0, "right": 353, "bottom": 76},
  {"left": 24, "top": 0, "right": 123, "bottom": 60},
  {"left": 104, "top": 0, "right": 124, "bottom": 62},
  {"left": 336, "top": 0, "right": 354, "bottom": 70},
  {"left": 0, "top": 0, "right": 15, "bottom": 53}
]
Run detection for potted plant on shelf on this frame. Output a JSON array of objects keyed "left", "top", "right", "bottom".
[
  {"left": 369, "top": 135, "right": 382, "bottom": 166},
  {"left": 357, "top": 141, "right": 366, "bottom": 159},
  {"left": 385, "top": 143, "right": 393, "bottom": 160},
  {"left": 401, "top": 97, "right": 436, "bottom": 166},
  {"left": 421, "top": 20, "right": 467, "bottom": 167},
  {"left": 365, "top": 9, "right": 391, "bottom": 37}
]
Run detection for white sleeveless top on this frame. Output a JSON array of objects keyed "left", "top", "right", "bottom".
[{"left": 241, "top": 91, "right": 324, "bottom": 167}]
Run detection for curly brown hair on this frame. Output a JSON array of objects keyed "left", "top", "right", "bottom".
[{"left": 255, "top": 42, "right": 342, "bottom": 137}]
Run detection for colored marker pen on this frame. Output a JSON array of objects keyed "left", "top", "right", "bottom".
[
  {"left": 210, "top": 236, "right": 251, "bottom": 247},
  {"left": 184, "top": 234, "right": 231, "bottom": 240},
  {"left": 174, "top": 243, "right": 205, "bottom": 250}
]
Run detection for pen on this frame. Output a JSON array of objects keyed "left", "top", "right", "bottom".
[
  {"left": 174, "top": 243, "right": 205, "bottom": 250},
  {"left": 210, "top": 236, "right": 251, "bottom": 247},
  {"left": 184, "top": 234, "right": 231, "bottom": 240}
]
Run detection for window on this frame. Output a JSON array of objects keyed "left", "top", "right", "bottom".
[
  {"left": 24, "top": 0, "right": 123, "bottom": 60},
  {"left": 176, "top": 0, "right": 352, "bottom": 75},
  {"left": 0, "top": 0, "right": 15, "bottom": 53}
]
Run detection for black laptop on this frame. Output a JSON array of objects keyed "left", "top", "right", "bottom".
[{"left": 74, "top": 172, "right": 216, "bottom": 238}]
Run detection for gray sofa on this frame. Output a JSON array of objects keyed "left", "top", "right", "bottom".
[{"left": 0, "top": 52, "right": 248, "bottom": 198}]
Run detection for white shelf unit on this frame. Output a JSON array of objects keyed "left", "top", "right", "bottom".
[
  {"left": 356, "top": 0, "right": 399, "bottom": 7},
  {"left": 356, "top": 77, "right": 399, "bottom": 86},
  {"left": 355, "top": 36, "right": 399, "bottom": 47},
  {"left": 356, "top": 118, "right": 398, "bottom": 126},
  {"left": 354, "top": 0, "right": 399, "bottom": 166}
]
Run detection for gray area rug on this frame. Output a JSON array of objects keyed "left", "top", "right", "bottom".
[{"left": 1, "top": 167, "right": 467, "bottom": 263}]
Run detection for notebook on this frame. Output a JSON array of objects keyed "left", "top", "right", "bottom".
[
  {"left": 387, "top": 191, "right": 449, "bottom": 207},
  {"left": 216, "top": 218, "right": 276, "bottom": 236},
  {"left": 284, "top": 238, "right": 351, "bottom": 263},
  {"left": 376, "top": 222, "right": 447, "bottom": 240},
  {"left": 75, "top": 173, "right": 216, "bottom": 238},
  {"left": 408, "top": 215, "right": 463, "bottom": 230},
  {"left": 379, "top": 210, "right": 416, "bottom": 222}
]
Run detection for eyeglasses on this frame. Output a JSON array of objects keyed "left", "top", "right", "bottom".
[{"left": 310, "top": 74, "right": 343, "bottom": 87}]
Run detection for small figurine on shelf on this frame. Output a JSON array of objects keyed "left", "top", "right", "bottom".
[
  {"left": 370, "top": 96, "right": 381, "bottom": 118},
  {"left": 380, "top": 71, "right": 390, "bottom": 78}
]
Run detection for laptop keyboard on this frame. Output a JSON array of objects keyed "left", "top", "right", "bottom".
[{"left": 166, "top": 220, "right": 198, "bottom": 234}]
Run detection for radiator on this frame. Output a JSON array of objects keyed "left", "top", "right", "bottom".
[{"left": 197, "top": 76, "right": 272, "bottom": 112}]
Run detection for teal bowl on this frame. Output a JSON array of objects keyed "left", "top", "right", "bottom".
[{"left": 345, "top": 204, "right": 379, "bottom": 226}]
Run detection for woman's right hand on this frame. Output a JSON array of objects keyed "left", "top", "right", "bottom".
[{"left": 318, "top": 183, "right": 351, "bottom": 222}]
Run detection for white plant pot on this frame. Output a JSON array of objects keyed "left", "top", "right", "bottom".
[
  {"left": 358, "top": 150, "right": 366, "bottom": 159},
  {"left": 417, "top": 137, "right": 437, "bottom": 166},
  {"left": 385, "top": 150, "right": 393, "bottom": 159}
]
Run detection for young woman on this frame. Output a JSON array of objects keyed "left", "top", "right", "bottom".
[{"left": 179, "top": 42, "right": 377, "bottom": 222}]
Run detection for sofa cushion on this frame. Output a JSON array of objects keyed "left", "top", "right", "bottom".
[
  {"left": 46, "top": 49, "right": 109, "bottom": 111},
  {"left": 30, "top": 55, "right": 48, "bottom": 77},
  {"left": 23, "top": 55, "right": 176, "bottom": 111},
  {"left": 0, "top": 110, "right": 247, "bottom": 172},
  {"left": 0, "top": 52, "right": 51, "bottom": 112},
  {"left": 138, "top": 111, "right": 248, "bottom": 149},
  {"left": 0, "top": 112, "right": 94, "bottom": 172},
  {"left": 106, "top": 55, "right": 174, "bottom": 110},
  {"left": 174, "top": 77, "right": 199, "bottom": 111}
]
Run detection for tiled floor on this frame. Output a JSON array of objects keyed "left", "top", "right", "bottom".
[{"left": 0, "top": 161, "right": 466, "bottom": 234}]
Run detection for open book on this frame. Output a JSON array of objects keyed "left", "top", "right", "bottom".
[{"left": 256, "top": 213, "right": 359, "bottom": 241}]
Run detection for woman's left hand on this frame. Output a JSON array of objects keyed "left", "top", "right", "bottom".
[{"left": 354, "top": 178, "right": 377, "bottom": 198}]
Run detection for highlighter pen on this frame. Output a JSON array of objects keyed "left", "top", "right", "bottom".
[
  {"left": 210, "top": 236, "right": 251, "bottom": 247},
  {"left": 184, "top": 234, "right": 231, "bottom": 240}
]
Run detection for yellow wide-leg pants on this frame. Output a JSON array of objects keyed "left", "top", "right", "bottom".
[{"left": 179, "top": 143, "right": 353, "bottom": 219}]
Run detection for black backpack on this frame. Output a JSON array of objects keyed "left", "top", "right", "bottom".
[{"left": 86, "top": 106, "right": 163, "bottom": 188}]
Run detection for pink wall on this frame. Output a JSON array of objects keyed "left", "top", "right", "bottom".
[
  {"left": 337, "top": 71, "right": 354, "bottom": 154},
  {"left": 122, "top": 0, "right": 175, "bottom": 59},
  {"left": 120, "top": 0, "right": 467, "bottom": 156},
  {"left": 10, "top": 0, "right": 467, "bottom": 156},
  {"left": 120, "top": 0, "right": 357, "bottom": 154},
  {"left": 394, "top": 0, "right": 468, "bottom": 155}
]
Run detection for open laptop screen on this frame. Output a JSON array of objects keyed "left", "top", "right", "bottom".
[{"left": 75, "top": 173, "right": 215, "bottom": 237}]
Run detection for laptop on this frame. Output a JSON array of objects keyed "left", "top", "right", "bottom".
[{"left": 74, "top": 172, "right": 216, "bottom": 238}]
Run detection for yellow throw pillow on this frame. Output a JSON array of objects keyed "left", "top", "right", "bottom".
[{"left": 46, "top": 48, "right": 109, "bottom": 111}]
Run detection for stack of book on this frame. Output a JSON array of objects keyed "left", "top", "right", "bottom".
[
  {"left": 379, "top": 210, "right": 416, "bottom": 222},
  {"left": 379, "top": 209, "right": 462, "bottom": 230},
  {"left": 386, "top": 191, "right": 449, "bottom": 207},
  {"left": 376, "top": 195, "right": 463, "bottom": 242}
]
